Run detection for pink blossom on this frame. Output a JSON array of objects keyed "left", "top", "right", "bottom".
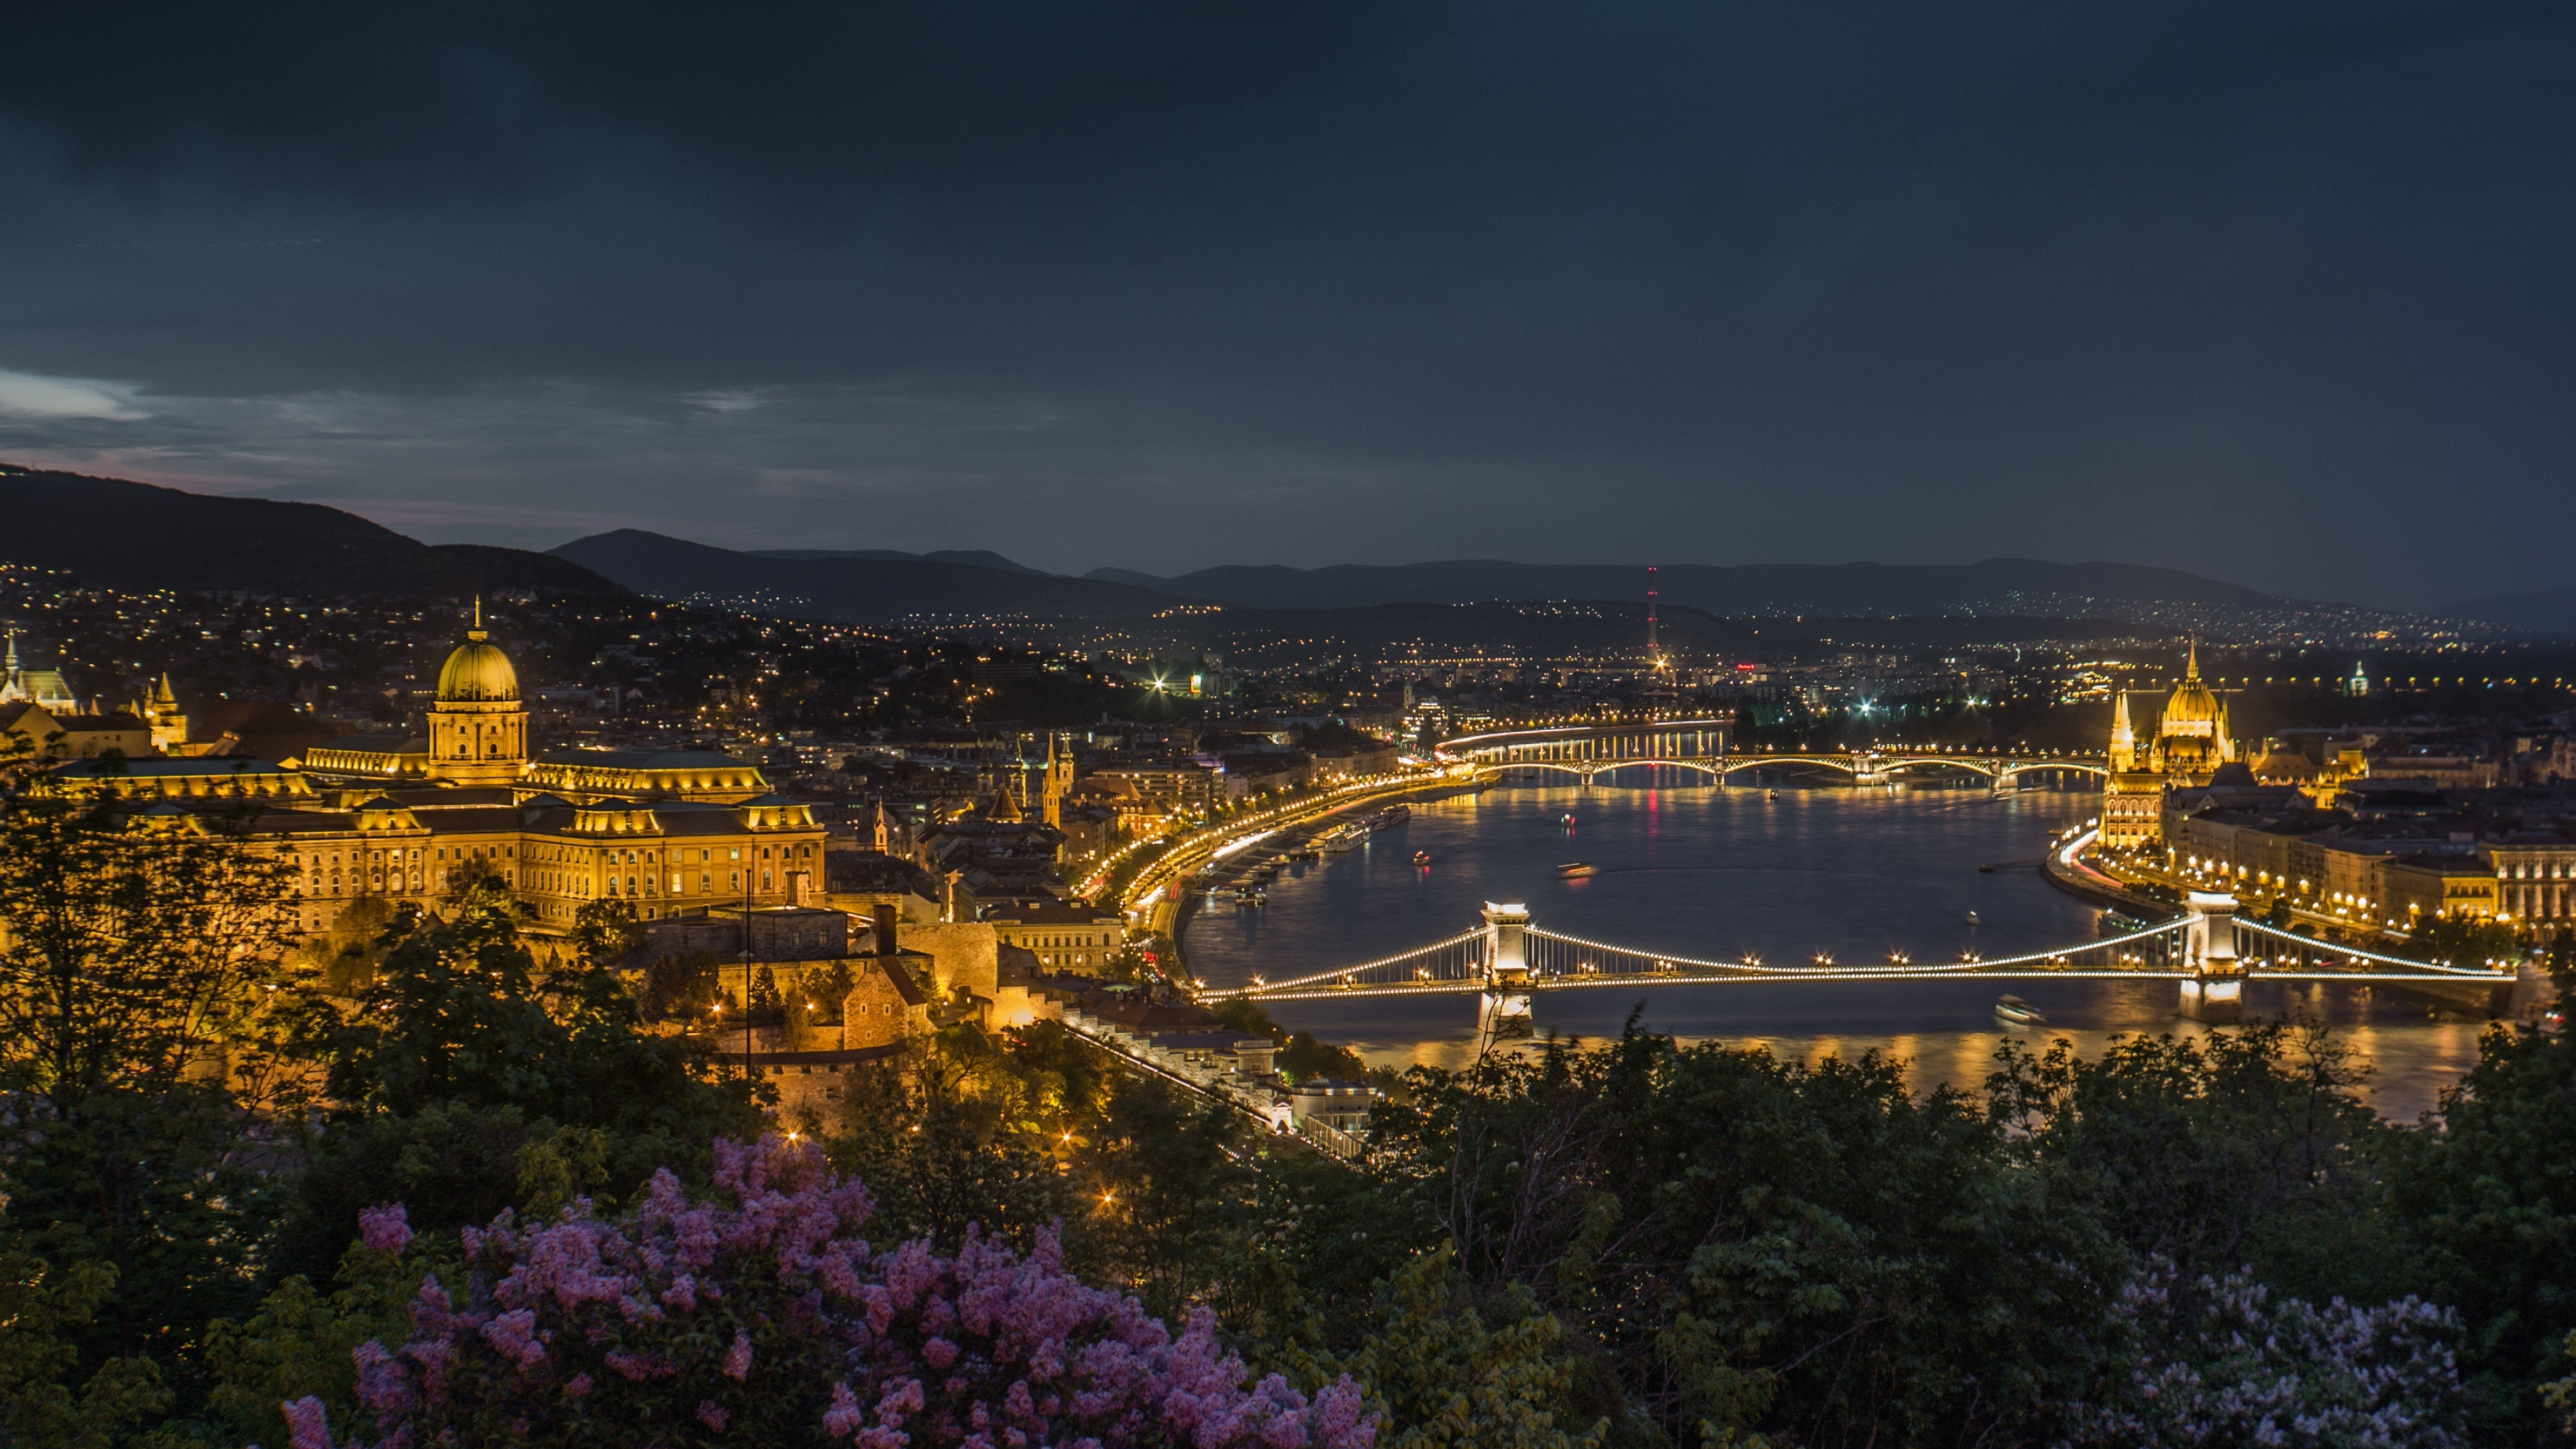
[
  {"left": 282, "top": 1396, "right": 334, "bottom": 1449},
  {"left": 824, "top": 1381, "right": 864, "bottom": 1438},
  {"left": 602, "top": 1350, "right": 665, "bottom": 1381},
  {"left": 331, "top": 1135, "right": 1377, "bottom": 1448},
  {"left": 480, "top": 1309, "right": 546, "bottom": 1368},
  {"left": 877, "top": 1376, "right": 927, "bottom": 1428},
  {"left": 358, "top": 1205, "right": 413, "bottom": 1254}
]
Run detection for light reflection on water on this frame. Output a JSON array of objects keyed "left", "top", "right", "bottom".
[{"left": 1179, "top": 782, "right": 2501, "bottom": 1120}]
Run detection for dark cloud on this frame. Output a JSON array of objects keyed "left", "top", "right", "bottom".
[{"left": 1, "top": 1, "right": 2568, "bottom": 604}]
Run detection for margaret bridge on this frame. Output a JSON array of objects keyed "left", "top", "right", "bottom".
[{"left": 1436, "top": 719, "right": 2108, "bottom": 788}]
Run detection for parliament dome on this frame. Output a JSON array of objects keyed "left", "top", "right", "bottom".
[
  {"left": 436, "top": 603, "right": 519, "bottom": 702},
  {"left": 2159, "top": 643, "right": 2222, "bottom": 729}
]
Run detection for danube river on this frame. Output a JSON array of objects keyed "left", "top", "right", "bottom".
[{"left": 1180, "top": 782, "right": 2493, "bottom": 1119}]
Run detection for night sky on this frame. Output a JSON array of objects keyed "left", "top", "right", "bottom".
[{"left": 1, "top": 3, "right": 2568, "bottom": 606}]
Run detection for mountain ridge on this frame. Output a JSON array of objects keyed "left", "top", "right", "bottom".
[
  {"left": 550, "top": 530, "right": 1189, "bottom": 621},
  {"left": 747, "top": 547, "right": 1044, "bottom": 575},
  {"left": 2434, "top": 589, "right": 2576, "bottom": 637},
  {"left": 0, "top": 464, "right": 621, "bottom": 596}
]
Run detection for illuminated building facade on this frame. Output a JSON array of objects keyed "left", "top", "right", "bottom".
[
  {"left": 54, "top": 608, "right": 824, "bottom": 938},
  {"left": 2100, "top": 643, "right": 2242, "bottom": 851}
]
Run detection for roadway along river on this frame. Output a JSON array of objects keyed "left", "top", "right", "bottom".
[{"left": 1179, "top": 780, "right": 2493, "bottom": 1119}]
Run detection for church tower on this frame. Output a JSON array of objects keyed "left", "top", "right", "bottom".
[
  {"left": 1040, "top": 732, "right": 1074, "bottom": 827},
  {"left": 2100, "top": 680, "right": 2167, "bottom": 853},
  {"left": 427, "top": 600, "right": 528, "bottom": 787},
  {"left": 142, "top": 674, "right": 188, "bottom": 755}
]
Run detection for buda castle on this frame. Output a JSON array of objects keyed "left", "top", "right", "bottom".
[
  {"left": 50, "top": 604, "right": 823, "bottom": 938},
  {"left": 2099, "top": 643, "right": 2242, "bottom": 850}
]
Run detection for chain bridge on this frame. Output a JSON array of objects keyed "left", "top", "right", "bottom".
[
  {"left": 1436, "top": 720, "right": 2106, "bottom": 788},
  {"left": 1199, "top": 895, "right": 2514, "bottom": 1031}
]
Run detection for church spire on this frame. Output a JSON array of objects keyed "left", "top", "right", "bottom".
[
  {"left": 2109, "top": 688, "right": 2135, "bottom": 769},
  {"left": 468, "top": 596, "right": 487, "bottom": 643},
  {"left": 2184, "top": 636, "right": 2200, "bottom": 682}
]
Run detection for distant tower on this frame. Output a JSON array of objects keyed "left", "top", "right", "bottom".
[
  {"left": 1645, "top": 566, "right": 1661, "bottom": 666},
  {"left": 1041, "top": 732, "right": 1074, "bottom": 828},
  {"left": 142, "top": 674, "right": 189, "bottom": 754}
]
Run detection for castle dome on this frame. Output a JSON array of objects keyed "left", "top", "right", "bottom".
[{"left": 435, "top": 602, "right": 519, "bottom": 702}]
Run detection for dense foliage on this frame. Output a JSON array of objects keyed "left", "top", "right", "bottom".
[{"left": 270, "top": 1138, "right": 1375, "bottom": 1449}]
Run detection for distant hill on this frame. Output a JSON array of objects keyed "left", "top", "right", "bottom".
[
  {"left": 1143, "top": 601, "right": 2149, "bottom": 661},
  {"left": 749, "top": 547, "right": 1045, "bottom": 576},
  {"left": 1083, "top": 557, "right": 2288, "bottom": 615},
  {"left": 0, "top": 465, "right": 622, "bottom": 596},
  {"left": 553, "top": 531, "right": 1188, "bottom": 621},
  {"left": 2435, "top": 589, "right": 2576, "bottom": 636}
]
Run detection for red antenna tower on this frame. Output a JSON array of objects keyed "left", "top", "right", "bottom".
[{"left": 1646, "top": 565, "right": 1660, "bottom": 661}]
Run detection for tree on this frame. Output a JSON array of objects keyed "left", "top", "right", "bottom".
[
  {"left": 823, "top": 1054, "right": 1075, "bottom": 1255},
  {"left": 2544, "top": 927, "right": 2576, "bottom": 992},
  {"left": 0, "top": 743, "right": 306, "bottom": 1399},
  {"left": 1279, "top": 1032, "right": 1368, "bottom": 1083},
  {"left": 278, "top": 885, "right": 761, "bottom": 1285},
  {"left": 747, "top": 962, "right": 786, "bottom": 1025},
  {"left": 1087, "top": 1074, "right": 1261, "bottom": 1320},
  {"left": 1986, "top": 1026, "right": 2408, "bottom": 1303},
  {"left": 638, "top": 949, "right": 725, "bottom": 1023},
  {"left": 1328, "top": 1245, "right": 1609, "bottom": 1449},
  {"left": 2409, "top": 914, "right": 2521, "bottom": 971},
  {"left": 2391, "top": 1024, "right": 2576, "bottom": 1434},
  {"left": 569, "top": 896, "right": 646, "bottom": 966},
  {"left": 0, "top": 750, "right": 302, "bottom": 1111},
  {"left": 1368, "top": 1028, "right": 2130, "bottom": 1445},
  {"left": 309, "top": 883, "right": 747, "bottom": 1135},
  {"left": 0, "top": 1246, "right": 170, "bottom": 1449}
]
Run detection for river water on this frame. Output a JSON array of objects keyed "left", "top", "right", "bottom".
[{"left": 1179, "top": 781, "right": 2496, "bottom": 1120}]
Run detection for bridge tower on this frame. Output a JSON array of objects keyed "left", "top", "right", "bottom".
[
  {"left": 2176, "top": 890, "right": 2245, "bottom": 1023},
  {"left": 1479, "top": 902, "right": 1535, "bottom": 1038}
]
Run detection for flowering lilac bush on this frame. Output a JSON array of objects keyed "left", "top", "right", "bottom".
[
  {"left": 2070, "top": 1270, "right": 2469, "bottom": 1448},
  {"left": 282, "top": 1135, "right": 1376, "bottom": 1448}
]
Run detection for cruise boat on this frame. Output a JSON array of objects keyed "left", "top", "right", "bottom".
[
  {"left": 1364, "top": 804, "right": 1411, "bottom": 833},
  {"left": 1556, "top": 861, "right": 1598, "bottom": 879},
  {"left": 1994, "top": 995, "right": 2045, "bottom": 1028},
  {"left": 1412, "top": 850, "right": 1433, "bottom": 866}
]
